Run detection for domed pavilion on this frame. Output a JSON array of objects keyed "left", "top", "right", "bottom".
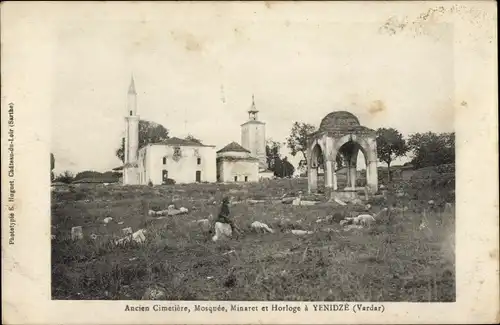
[{"left": 306, "top": 111, "right": 378, "bottom": 197}]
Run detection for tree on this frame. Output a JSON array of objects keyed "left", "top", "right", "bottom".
[
  {"left": 376, "top": 128, "right": 409, "bottom": 182},
  {"left": 50, "top": 153, "right": 55, "bottom": 181},
  {"left": 185, "top": 134, "right": 203, "bottom": 144},
  {"left": 266, "top": 139, "right": 281, "bottom": 171},
  {"left": 116, "top": 120, "right": 170, "bottom": 163},
  {"left": 408, "top": 132, "right": 455, "bottom": 168},
  {"left": 273, "top": 157, "right": 295, "bottom": 178},
  {"left": 54, "top": 171, "right": 74, "bottom": 184},
  {"left": 286, "top": 122, "right": 317, "bottom": 163},
  {"left": 74, "top": 170, "right": 103, "bottom": 181}
]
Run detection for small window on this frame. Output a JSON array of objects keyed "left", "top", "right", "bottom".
[
  {"left": 245, "top": 176, "right": 248, "bottom": 182},
  {"left": 197, "top": 158, "right": 201, "bottom": 165},
  {"left": 162, "top": 157, "right": 167, "bottom": 164},
  {"left": 234, "top": 176, "right": 238, "bottom": 182},
  {"left": 129, "top": 110, "right": 133, "bottom": 116}
]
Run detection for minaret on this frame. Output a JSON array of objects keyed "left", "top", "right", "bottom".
[
  {"left": 241, "top": 94, "right": 267, "bottom": 170},
  {"left": 124, "top": 75, "right": 140, "bottom": 184}
]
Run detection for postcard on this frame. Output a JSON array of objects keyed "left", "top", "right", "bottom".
[{"left": 1, "top": 1, "right": 498, "bottom": 324}]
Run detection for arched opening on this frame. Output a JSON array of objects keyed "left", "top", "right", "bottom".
[
  {"left": 335, "top": 141, "right": 369, "bottom": 190},
  {"left": 308, "top": 143, "right": 327, "bottom": 192}
]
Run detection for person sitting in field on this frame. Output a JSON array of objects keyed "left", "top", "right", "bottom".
[
  {"left": 215, "top": 197, "right": 232, "bottom": 225},
  {"left": 212, "top": 197, "right": 242, "bottom": 241}
]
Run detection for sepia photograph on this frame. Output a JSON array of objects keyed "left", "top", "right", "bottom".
[
  {"left": 2, "top": 1, "right": 497, "bottom": 324},
  {"left": 49, "top": 3, "right": 457, "bottom": 302}
]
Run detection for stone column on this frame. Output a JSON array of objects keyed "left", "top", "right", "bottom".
[
  {"left": 325, "top": 160, "right": 333, "bottom": 188},
  {"left": 308, "top": 166, "right": 318, "bottom": 193},
  {"left": 332, "top": 162, "right": 338, "bottom": 191},
  {"left": 367, "top": 160, "right": 378, "bottom": 194},
  {"left": 345, "top": 160, "right": 351, "bottom": 190},
  {"left": 349, "top": 166, "right": 357, "bottom": 189},
  {"left": 348, "top": 147, "right": 359, "bottom": 190}
]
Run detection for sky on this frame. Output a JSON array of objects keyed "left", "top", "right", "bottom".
[{"left": 50, "top": 3, "right": 455, "bottom": 174}]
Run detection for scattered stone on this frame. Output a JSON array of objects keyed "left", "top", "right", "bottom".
[
  {"left": 71, "top": 226, "right": 83, "bottom": 240},
  {"left": 142, "top": 285, "right": 167, "bottom": 300},
  {"left": 281, "top": 197, "right": 295, "bottom": 204},
  {"left": 168, "top": 204, "right": 176, "bottom": 209},
  {"left": 299, "top": 200, "right": 318, "bottom": 206},
  {"left": 155, "top": 209, "right": 169, "bottom": 216},
  {"left": 247, "top": 199, "right": 266, "bottom": 204},
  {"left": 352, "top": 214, "right": 376, "bottom": 227},
  {"left": 251, "top": 221, "right": 274, "bottom": 233},
  {"left": 132, "top": 229, "right": 147, "bottom": 243},
  {"left": 103, "top": 217, "right": 113, "bottom": 224},
  {"left": 334, "top": 198, "right": 347, "bottom": 206},
  {"left": 291, "top": 229, "right": 314, "bottom": 235},
  {"left": 90, "top": 233, "right": 98, "bottom": 240},
  {"left": 179, "top": 207, "right": 188, "bottom": 213},
  {"left": 212, "top": 222, "right": 232, "bottom": 242},
  {"left": 167, "top": 209, "right": 183, "bottom": 216},
  {"left": 321, "top": 228, "right": 340, "bottom": 233},
  {"left": 117, "top": 221, "right": 124, "bottom": 225},
  {"left": 122, "top": 227, "right": 133, "bottom": 236},
  {"left": 148, "top": 210, "right": 157, "bottom": 216},
  {"left": 428, "top": 200, "right": 435, "bottom": 205},
  {"left": 343, "top": 225, "right": 363, "bottom": 231},
  {"left": 51, "top": 234, "right": 56, "bottom": 240}
]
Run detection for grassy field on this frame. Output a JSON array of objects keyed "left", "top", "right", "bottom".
[{"left": 51, "top": 177, "right": 455, "bottom": 301}]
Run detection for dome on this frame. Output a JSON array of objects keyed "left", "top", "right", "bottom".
[{"left": 319, "top": 111, "right": 360, "bottom": 131}]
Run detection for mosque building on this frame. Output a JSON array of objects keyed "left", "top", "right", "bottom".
[{"left": 121, "top": 78, "right": 272, "bottom": 185}]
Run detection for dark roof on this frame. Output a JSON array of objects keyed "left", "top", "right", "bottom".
[
  {"left": 309, "top": 125, "right": 375, "bottom": 138},
  {"left": 154, "top": 137, "right": 210, "bottom": 147},
  {"left": 216, "top": 156, "right": 259, "bottom": 162},
  {"left": 319, "top": 111, "right": 361, "bottom": 131},
  {"left": 217, "top": 142, "right": 251, "bottom": 153}
]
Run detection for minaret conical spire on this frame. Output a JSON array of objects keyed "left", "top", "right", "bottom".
[{"left": 128, "top": 75, "right": 137, "bottom": 95}]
